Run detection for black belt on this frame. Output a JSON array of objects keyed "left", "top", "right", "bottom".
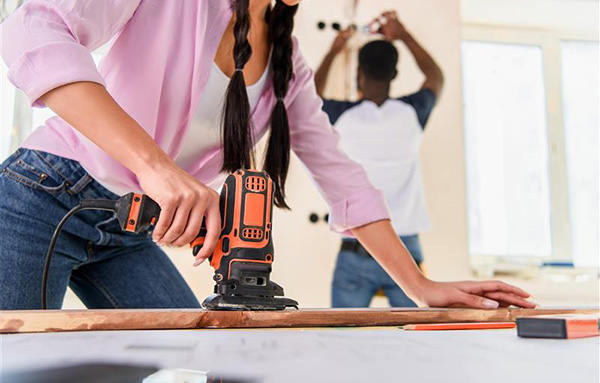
[{"left": 340, "top": 240, "right": 372, "bottom": 258}]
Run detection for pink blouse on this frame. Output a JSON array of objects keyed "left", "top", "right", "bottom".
[{"left": 0, "top": 0, "right": 389, "bottom": 234}]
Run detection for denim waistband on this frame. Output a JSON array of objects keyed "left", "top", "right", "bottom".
[
  {"left": 2, "top": 148, "right": 119, "bottom": 200},
  {"left": 1, "top": 148, "right": 145, "bottom": 247}
]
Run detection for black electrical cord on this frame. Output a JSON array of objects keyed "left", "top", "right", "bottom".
[{"left": 41, "top": 199, "right": 117, "bottom": 309}]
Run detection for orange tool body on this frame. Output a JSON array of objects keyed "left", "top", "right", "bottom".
[{"left": 191, "top": 169, "right": 298, "bottom": 310}]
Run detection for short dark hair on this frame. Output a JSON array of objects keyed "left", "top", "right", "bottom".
[{"left": 358, "top": 40, "right": 398, "bottom": 81}]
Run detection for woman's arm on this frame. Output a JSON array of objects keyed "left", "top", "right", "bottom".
[
  {"left": 40, "top": 83, "right": 221, "bottom": 262},
  {"left": 288, "top": 41, "right": 535, "bottom": 309},
  {"left": 352, "top": 221, "right": 535, "bottom": 308},
  {"left": 1, "top": 0, "right": 220, "bottom": 261}
]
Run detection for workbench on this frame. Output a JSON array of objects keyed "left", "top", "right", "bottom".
[{"left": 2, "top": 308, "right": 599, "bottom": 383}]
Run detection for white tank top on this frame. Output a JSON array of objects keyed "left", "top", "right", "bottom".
[
  {"left": 96, "top": 62, "right": 269, "bottom": 196},
  {"left": 176, "top": 62, "right": 270, "bottom": 170}
]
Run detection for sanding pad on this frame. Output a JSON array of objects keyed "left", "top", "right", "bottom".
[{"left": 202, "top": 294, "right": 299, "bottom": 311}]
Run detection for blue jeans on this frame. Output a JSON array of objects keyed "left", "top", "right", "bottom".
[
  {"left": 332, "top": 235, "right": 423, "bottom": 308},
  {"left": 0, "top": 149, "right": 200, "bottom": 309}
]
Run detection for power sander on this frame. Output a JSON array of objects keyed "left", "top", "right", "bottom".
[{"left": 41, "top": 169, "right": 298, "bottom": 311}]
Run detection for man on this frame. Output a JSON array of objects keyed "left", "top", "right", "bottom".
[{"left": 315, "top": 11, "right": 444, "bottom": 308}]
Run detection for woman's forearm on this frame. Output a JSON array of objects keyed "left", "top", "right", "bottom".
[
  {"left": 351, "top": 220, "right": 535, "bottom": 309},
  {"left": 40, "top": 81, "right": 172, "bottom": 175},
  {"left": 350, "top": 220, "right": 428, "bottom": 301},
  {"left": 39, "top": 81, "right": 222, "bottom": 255}
]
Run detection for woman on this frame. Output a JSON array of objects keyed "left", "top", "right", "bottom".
[{"left": 0, "top": 0, "right": 534, "bottom": 310}]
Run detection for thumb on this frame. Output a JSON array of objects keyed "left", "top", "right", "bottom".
[{"left": 459, "top": 292, "right": 499, "bottom": 309}]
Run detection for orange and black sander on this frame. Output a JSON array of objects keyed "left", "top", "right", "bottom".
[{"left": 41, "top": 169, "right": 298, "bottom": 311}]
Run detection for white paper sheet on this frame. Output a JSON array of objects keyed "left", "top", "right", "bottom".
[{"left": 2, "top": 327, "right": 599, "bottom": 383}]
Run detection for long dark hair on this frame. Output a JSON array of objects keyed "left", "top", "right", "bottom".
[{"left": 221, "top": 0, "right": 298, "bottom": 209}]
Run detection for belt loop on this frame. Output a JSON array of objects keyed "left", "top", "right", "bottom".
[{"left": 68, "top": 173, "right": 93, "bottom": 194}]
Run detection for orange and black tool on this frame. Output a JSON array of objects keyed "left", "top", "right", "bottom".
[
  {"left": 42, "top": 170, "right": 296, "bottom": 311},
  {"left": 114, "top": 193, "right": 161, "bottom": 233},
  {"left": 191, "top": 169, "right": 298, "bottom": 310}
]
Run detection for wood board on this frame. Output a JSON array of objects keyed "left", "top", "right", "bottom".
[{"left": 1, "top": 307, "right": 597, "bottom": 334}]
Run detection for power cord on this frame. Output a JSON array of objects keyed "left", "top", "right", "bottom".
[
  {"left": 41, "top": 193, "right": 161, "bottom": 309},
  {"left": 41, "top": 199, "right": 117, "bottom": 309}
]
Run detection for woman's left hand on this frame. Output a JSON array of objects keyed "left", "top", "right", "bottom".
[
  {"left": 414, "top": 279, "right": 537, "bottom": 309},
  {"left": 352, "top": 221, "right": 536, "bottom": 309}
]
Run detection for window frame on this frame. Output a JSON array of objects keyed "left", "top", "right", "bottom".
[{"left": 462, "top": 25, "right": 599, "bottom": 270}]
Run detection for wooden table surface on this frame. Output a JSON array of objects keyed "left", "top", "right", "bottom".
[
  {"left": 3, "top": 325, "right": 599, "bottom": 383},
  {"left": 2, "top": 307, "right": 598, "bottom": 333}
]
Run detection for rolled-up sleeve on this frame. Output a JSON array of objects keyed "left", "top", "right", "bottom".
[
  {"left": 0, "top": 0, "right": 142, "bottom": 107},
  {"left": 286, "top": 40, "right": 390, "bottom": 235}
]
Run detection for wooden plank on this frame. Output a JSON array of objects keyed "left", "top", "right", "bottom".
[{"left": 1, "top": 308, "right": 597, "bottom": 334}]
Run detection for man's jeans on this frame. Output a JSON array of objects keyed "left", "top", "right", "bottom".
[
  {"left": 0, "top": 149, "right": 200, "bottom": 309},
  {"left": 332, "top": 235, "right": 423, "bottom": 308}
]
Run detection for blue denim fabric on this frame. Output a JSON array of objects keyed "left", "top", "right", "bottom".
[
  {"left": 331, "top": 235, "right": 423, "bottom": 308},
  {"left": 0, "top": 149, "right": 200, "bottom": 309}
]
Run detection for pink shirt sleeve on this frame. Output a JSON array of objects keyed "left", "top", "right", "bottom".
[
  {"left": 0, "top": 0, "right": 142, "bottom": 107},
  {"left": 286, "top": 40, "right": 391, "bottom": 235}
]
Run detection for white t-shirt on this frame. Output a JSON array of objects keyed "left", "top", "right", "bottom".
[{"left": 323, "top": 90, "right": 436, "bottom": 235}]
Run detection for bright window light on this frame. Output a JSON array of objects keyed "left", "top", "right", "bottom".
[
  {"left": 462, "top": 41, "right": 552, "bottom": 257},
  {"left": 561, "top": 41, "right": 600, "bottom": 268}
]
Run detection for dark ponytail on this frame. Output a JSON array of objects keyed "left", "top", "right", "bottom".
[
  {"left": 222, "top": 0, "right": 254, "bottom": 171},
  {"left": 223, "top": 0, "right": 298, "bottom": 209},
  {"left": 265, "top": 1, "right": 298, "bottom": 209}
]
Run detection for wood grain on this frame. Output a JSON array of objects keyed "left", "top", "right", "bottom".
[{"left": 1, "top": 308, "right": 597, "bottom": 334}]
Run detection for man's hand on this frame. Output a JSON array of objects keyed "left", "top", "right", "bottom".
[
  {"left": 370, "top": 10, "right": 444, "bottom": 98},
  {"left": 329, "top": 28, "right": 353, "bottom": 55},
  {"left": 374, "top": 11, "right": 407, "bottom": 41}
]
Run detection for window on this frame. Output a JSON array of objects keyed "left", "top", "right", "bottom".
[
  {"left": 561, "top": 41, "right": 599, "bottom": 268},
  {"left": 462, "top": 41, "right": 552, "bottom": 257},
  {"left": 462, "top": 29, "right": 600, "bottom": 269}
]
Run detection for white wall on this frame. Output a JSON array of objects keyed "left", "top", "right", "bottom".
[{"left": 462, "top": 0, "right": 600, "bottom": 34}]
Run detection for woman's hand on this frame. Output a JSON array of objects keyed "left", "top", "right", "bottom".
[
  {"left": 137, "top": 158, "right": 221, "bottom": 266},
  {"left": 351, "top": 220, "right": 536, "bottom": 309},
  {"left": 37, "top": 83, "right": 219, "bottom": 265},
  {"left": 414, "top": 279, "right": 537, "bottom": 309}
]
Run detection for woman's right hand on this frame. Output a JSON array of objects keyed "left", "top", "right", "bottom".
[
  {"left": 36, "top": 82, "right": 219, "bottom": 265},
  {"left": 136, "top": 158, "right": 221, "bottom": 266}
]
